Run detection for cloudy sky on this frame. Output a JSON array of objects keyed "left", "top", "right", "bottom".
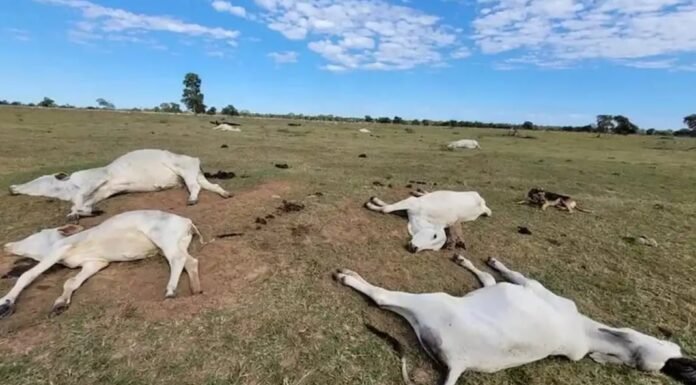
[{"left": 2, "top": 0, "right": 695, "bottom": 128}]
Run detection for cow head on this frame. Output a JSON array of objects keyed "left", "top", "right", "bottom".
[
  {"left": 406, "top": 217, "right": 447, "bottom": 253},
  {"left": 9, "top": 172, "right": 77, "bottom": 201},
  {"left": 3, "top": 224, "right": 83, "bottom": 261}
]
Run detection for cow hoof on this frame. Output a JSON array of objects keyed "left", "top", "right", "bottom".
[
  {"left": 50, "top": 302, "right": 69, "bottom": 317},
  {"left": 0, "top": 301, "right": 16, "bottom": 319},
  {"left": 187, "top": 200, "right": 198, "bottom": 206},
  {"left": 221, "top": 192, "right": 232, "bottom": 199},
  {"left": 164, "top": 292, "right": 177, "bottom": 299},
  {"left": 486, "top": 257, "right": 500, "bottom": 268}
]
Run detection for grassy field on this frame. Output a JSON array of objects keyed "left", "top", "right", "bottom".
[{"left": 0, "top": 106, "right": 695, "bottom": 385}]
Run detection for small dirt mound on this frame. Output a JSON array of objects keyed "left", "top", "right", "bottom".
[{"left": 278, "top": 200, "right": 304, "bottom": 213}]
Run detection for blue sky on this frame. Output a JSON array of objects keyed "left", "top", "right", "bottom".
[{"left": 1, "top": 0, "right": 695, "bottom": 129}]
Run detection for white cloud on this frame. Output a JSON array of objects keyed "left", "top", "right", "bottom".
[
  {"left": 451, "top": 47, "right": 471, "bottom": 59},
  {"left": 211, "top": 1, "right": 247, "bottom": 18},
  {"left": 38, "top": 0, "right": 240, "bottom": 46},
  {"left": 473, "top": 0, "right": 696, "bottom": 69},
  {"left": 5, "top": 27, "right": 31, "bottom": 41},
  {"left": 252, "top": 0, "right": 460, "bottom": 71},
  {"left": 268, "top": 51, "right": 299, "bottom": 63}
]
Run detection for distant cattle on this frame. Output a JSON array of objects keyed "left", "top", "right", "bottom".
[
  {"left": 9, "top": 149, "right": 231, "bottom": 219},
  {"left": 214, "top": 123, "right": 242, "bottom": 132},
  {"left": 359, "top": 128, "right": 371, "bottom": 133},
  {"left": 1, "top": 210, "right": 205, "bottom": 318},
  {"left": 447, "top": 139, "right": 480, "bottom": 150}
]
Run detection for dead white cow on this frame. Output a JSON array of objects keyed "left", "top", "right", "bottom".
[
  {"left": 365, "top": 190, "right": 491, "bottom": 252},
  {"left": 8, "top": 149, "right": 231, "bottom": 219},
  {"left": 214, "top": 123, "right": 242, "bottom": 132},
  {"left": 1, "top": 210, "right": 205, "bottom": 318},
  {"left": 359, "top": 128, "right": 371, "bottom": 133},
  {"left": 335, "top": 256, "right": 695, "bottom": 385},
  {"left": 447, "top": 139, "right": 481, "bottom": 150}
]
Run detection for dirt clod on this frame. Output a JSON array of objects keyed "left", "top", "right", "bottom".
[
  {"left": 278, "top": 200, "right": 305, "bottom": 213},
  {"left": 255, "top": 217, "right": 268, "bottom": 225},
  {"left": 518, "top": 226, "right": 532, "bottom": 235},
  {"left": 204, "top": 170, "right": 236, "bottom": 179},
  {"left": 275, "top": 163, "right": 290, "bottom": 169},
  {"left": 358, "top": 154, "right": 367, "bottom": 158}
]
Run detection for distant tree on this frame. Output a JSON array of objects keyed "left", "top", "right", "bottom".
[
  {"left": 645, "top": 128, "right": 656, "bottom": 136},
  {"left": 411, "top": 119, "right": 421, "bottom": 125},
  {"left": 364, "top": 115, "right": 373, "bottom": 123},
  {"left": 596, "top": 115, "right": 615, "bottom": 134},
  {"left": 37, "top": 97, "right": 56, "bottom": 108},
  {"left": 181, "top": 73, "right": 206, "bottom": 114},
  {"left": 376, "top": 117, "right": 391, "bottom": 124},
  {"left": 206, "top": 106, "right": 217, "bottom": 115},
  {"left": 422, "top": 119, "right": 431, "bottom": 126},
  {"left": 684, "top": 114, "right": 696, "bottom": 131},
  {"left": 96, "top": 98, "right": 115, "bottom": 109},
  {"left": 221, "top": 104, "right": 239, "bottom": 116},
  {"left": 27, "top": 103, "right": 36, "bottom": 107},
  {"left": 10, "top": 101, "right": 21, "bottom": 106},
  {"left": 522, "top": 121, "right": 535, "bottom": 130},
  {"left": 0, "top": 100, "right": 8, "bottom": 105},
  {"left": 393, "top": 116, "right": 404, "bottom": 124},
  {"left": 612, "top": 115, "right": 639, "bottom": 135},
  {"left": 159, "top": 102, "right": 182, "bottom": 113}
]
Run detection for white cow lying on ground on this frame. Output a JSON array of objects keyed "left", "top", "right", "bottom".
[
  {"left": 359, "top": 128, "right": 371, "bottom": 133},
  {"left": 214, "top": 123, "right": 242, "bottom": 132},
  {"left": 8, "top": 149, "right": 231, "bottom": 219},
  {"left": 335, "top": 256, "right": 695, "bottom": 385},
  {"left": 1, "top": 210, "right": 204, "bottom": 318},
  {"left": 365, "top": 190, "right": 491, "bottom": 252},
  {"left": 447, "top": 139, "right": 481, "bottom": 150}
]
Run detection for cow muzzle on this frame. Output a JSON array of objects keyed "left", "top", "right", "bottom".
[
  {"left": 406, "top": 243, "right": 418, "bottom": 253},
  {"left": 8, "top": 186, "right": 19, "bottom": 196}
]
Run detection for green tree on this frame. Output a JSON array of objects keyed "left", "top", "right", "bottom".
[
  {"left": 393, "top": 116, "right": 404, "bottom": 124},
  {"left": 376, "top": 117, "right": 391, "bottom": 124},
  {"left": 221, "top": 104, "right": 239, "bottom": 116},
  {"left": 411, "top": 119, "right": 421, "bottom": 125},
  {"left": 96, "top": 98, "right": 115, "bottom": 109},
  {"left": 422, "top": 119, "right": 431, "bottom": 126},
  {"left": 596, "top": 115, "right": 615, "bottom": 134},
  {"left": 684, "top": 114, "right": 696, "bottom": 131},
  {"left": 522, "top": 121, "right": 535, "bottom": 130},
  {"left": 612, "top": 115, "right": 639, "bottom": 135},
  {"left": 206, "top": 106, "right": 217, "bottom": 115},
  {"left": 38, "top": 97, "right": 56, "bottom": 107},
  {"left": 159, "top": 102, "right": 182, "bottom": 113},
  {"left": 181, "top": 73, "right": 206, "bottom": 114},
  {"left": 364, "top": 115, "right": 373, "bottom": 122}
]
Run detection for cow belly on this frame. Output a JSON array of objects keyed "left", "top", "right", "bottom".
[
  {"left": 109, "top": 167, "right": 181, "bottom": 192},
  {"left": 63, "top": 231, "right": 158, "bottom": 265}
]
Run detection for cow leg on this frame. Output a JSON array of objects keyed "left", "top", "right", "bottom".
[
  {"left": 0, "top": 246, "right": 69, "bottom": 318},
  {"left": 453, "top": 255, "right": 496, "bottom": 287},
  {"left": 486, "top": 258, "right": 559, "bottom": 297},
  {"left": 183, "top": 255, "right": 202, "bottom": 295},
  {"left": 442, "top": 369, "right": 466, "bottom": 385},
  {"left": 197, "top": 173, "right": 231, "bottom": 198},
  {"left": 180, "top": 171, "right": 202, "bottom": 205},
  {"left": 163, "top": 251, "right": 187, "bottom": 298},
  {"left": 365, "top": 197, "right": 415, "bottom": 214},
  {"left": 444, "top": 221, "right": 465, "bottom": 250},
  {"left": 51, "top": 260, "right": 109, "bottom": 316}
]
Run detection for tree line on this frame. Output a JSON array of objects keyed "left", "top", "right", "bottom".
[{"left": 2, "top": 72, "right": 695, "bottom": 137}]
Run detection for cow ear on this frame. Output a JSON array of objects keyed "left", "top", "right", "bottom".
[
  {"left": 54, "top": 172, "right": 69, "bottom": 181},
  {"left": 57, "top": 224, "right": 84, "bottom": 237}
]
